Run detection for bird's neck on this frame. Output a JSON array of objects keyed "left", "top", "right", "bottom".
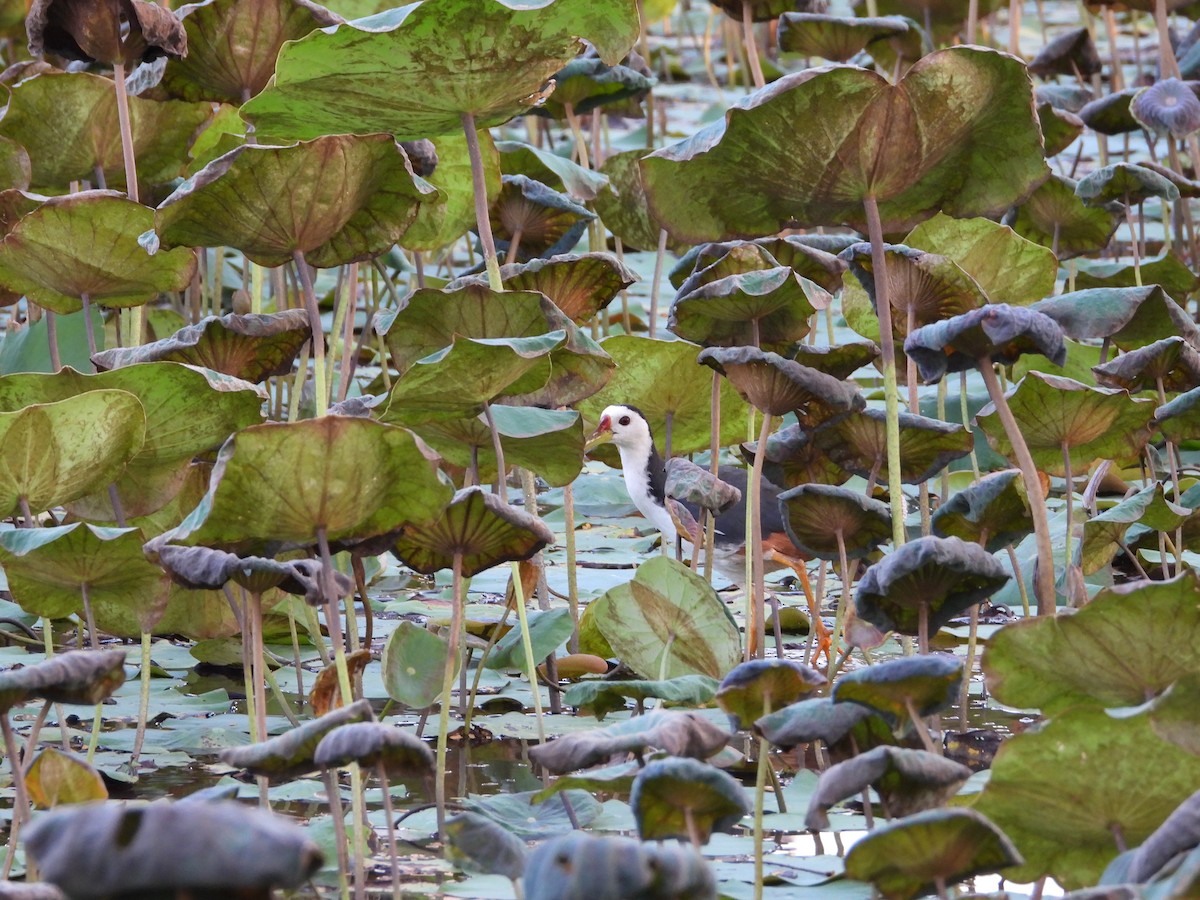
[{"left": 617, "top": 440, "right": 675, "bottom": 541}]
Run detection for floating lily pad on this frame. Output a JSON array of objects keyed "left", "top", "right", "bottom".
[
  {"left": 834, "top": 655, "right": 964, "bottom": 727},
  {"left": 630, "top": 756, "right": 750, "bottom": 845},
  {"left": 563, "top": 674, "right": 721, "bottom": 720},
  {"left": 778, "top": 484, "right": 892, "bottom": 561},
  {"left": 219, "top": 698, "right": 373, "bottom": 782},
  {"left": 715, "top": 659, "right": 826, "bottom": 730},
  {"left": 0, "top": 649, "right": 126, "bottom": 713},
  {"left": 524, "top": 832, "right": 715, "bottom": 900}
]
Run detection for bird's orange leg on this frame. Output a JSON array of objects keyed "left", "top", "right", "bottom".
[{"left": 766, "top": 550, "right": 832, "bottom": 666}]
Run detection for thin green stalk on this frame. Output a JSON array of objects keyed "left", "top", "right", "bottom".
[
  {"left": 563, "top": 483, "right": 579, "bottom": 653},
  {"left": 436, "top": 552, "right": 466, "bottom": 841},
  {"left": 753, "top": 695, "right": 773, "bottom": 900},
  {"left": 748, "top": 411, "right": 773, "bottom": 660},
  {"left": 510, "top": 560, "right": 547, "bottom": 744},
  {"left": 130, "top": 631, "right": 152, "bottom": 764},
  {"left": 293, "top": 251, "right": 328, "bottom": 417}
]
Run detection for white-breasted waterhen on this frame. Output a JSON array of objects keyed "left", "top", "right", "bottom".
[{"left": 588, "top": 404, "right": 830, "bottom": 660}]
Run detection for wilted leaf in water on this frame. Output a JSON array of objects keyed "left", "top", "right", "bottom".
[
  {"left": 631, "top": 756, "right": 750, "bottom": 845},
  {"left": 524, "top": 831, "right": 715, "bottom": 900},
  {"left": 445, "top": 812, "right": 527, "bottom": 880},
  {"left": 715, "top": 659, "right": 826, "bottom": 730},
  {"left": 26, "top": 800, "right": 322, "bottom": 895},
  {"left": 218, "top": 698, "right": 373, "bottom": 782},
  {"left": 382, "top": 621, "right": 453, "bottom": 710},
  {"left": 844, "top": 808, "right": 1023, "bottom": 900},
  {"left": 0, "top": 649, "right": 126, "bottom": 712},
  {"left": 26, "top": 748, "right": 107, "bottom": 808},
  {"left": 463, "top": 789, "right": 602, "bottom": 840},
  {"left": 587, "top": 556, "right": 741, "bottom": 680},
  {"left": 563, "top": 674, "right": 720, "bottom": 720}
]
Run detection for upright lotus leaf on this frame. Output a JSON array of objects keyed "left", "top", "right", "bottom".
[
  {"left": 0, "top": 524, "right": 169, "bottom": 634},
  {"left": 391, "top": 486, "right": 554, "bottom": 578},
  {"left": 534, "top": 50, "right": 654, "bottom": 119},
  {"left": 161, "top": 0, "right": 343, "bottom": 103},
  {"left": 777, "top": 13, "right": 911, "bottom": 63},
  {"left": 593, "top": 149, "right": 669, "bottom": 253},
  {"left": 1038, "top": 102, "right": 1085, "bottom": 158},
  {"left": 314, "top": 722, "right": 434, "bottom": 776},
  {"left": 983, "top": 572, "right": 1200, "bottom": 713},
  {"left": 671, "top": 242, "right": 779, "bottom": 291},
  {"left": 27, "top": 0, "right": 187, "bottom": 66},
  {"left": 1148, "top": 673, "right": 1200, "bottom": 758},
  {"left": 0, "top": 649, "right": 126, "bottom": 712},
  {"left": 698, "top": 346, "right": 864, "bottom": 423},
  {"left": 563, "top": 675, "right": 720, "bottom": 721},
  {"left": 779, "top": 484, "right": 892, "bottom": 561},
  {"left": 665, "top": 458, "right": 741, "bottom": 516},
  {"left": 754, "top": 236, "right": 849, "bottom": 294},
  {"left": 579, "top": 335, "right": 752, "bottom": 458},
  {"left": 381, "top": 620, "right": 453, "bottom": 710},
  {"left": 91, "top": 310, "right": 312, "bottom": 382},
  {"left": 1078, "top": 87, "right": 1141, "bottom": 136},
  {"left": 855, "top": 536, "right": 1008, "bottom": 649},
  {"left": 630, "top": 757, "right": 750, "bottom": 845},
  {"left": 1036, "top": 84, "right": 1094, "bottom": 113},
  {"left": 587, "top": 556, "right": 742, "bottom": 680},
  {"left": 0, "top": 191, "right": 196, "bottom": 314},
  {"left": 1080, "top": 482, "right": 1192, "bottom": 575},
  {"left": 1156, "top": 385, "right": 1200, "bottom": 442},
  {"left": 740, "top": 423, "right": 847, "bottom": 489},
  {"left": 715, "top": 659, "right": 826, "bottom": 730},
  {"left": 1131, "top": 78, "right": 1200, "bottom": 138},
  {"left": 754, "top": 697, "right": 887, "bottom": 754},
  {"left": 1028, "top": 26, "right": 1102, "bottom": 77},
  {"left": 240, "top": 0, "right": 641, "bottom": 139},
  {"left": 903, "top": 213, "right": 1058, "bottom": 308},
  {"left": 670, "top": 267, "right": 819, "bottom": 351},
  {"left": 1075, "top": 250, "right": 1200, "bottom": 296},
  {"left": 1093, "top": 337, "right": 1200, "bottom": 394},
  {"left": 26, "top": 748, "right": 107, "bottom": 808},
  {"left": 834, "top": 654, "right": 964, "bottom": 727},
  {"left": 143, "top": 537, "right": 352, "bottom": 599},
  {"left": 844, "top": 808, "right": 1022, "bottom": 900},
  {"left": 155, "top": 135, "right": 436, "bottom": 269},
  {"left": 791, "top": 341, "right": 881, "bottom": 380},
  {"left": 503, "top": 310, "right": 615, "bottom": 410},
  {"left": 489, "top": 175, "right": 594, "bottom": 263},
  {"left": 524, "top": 832, "right": 716, "bottom": 900},
  {"left": 25, "top": 800, "right": 322, "bottom": 895},
  {"left": 379, "top": 332, "right": 563, "bottom": 426},
  {"left": 1032, "top": 286, "right": 1200, "bottom": 352},
  {"left": 446, "top": 812, "right": 528, "bottom": 880},
  {"left": 814, "top": 408, "right": 973, "bottom": 485},
  {"left": 170, "top": 417, "right": 452, "bottom": 554},
  {"left": 0, "top": 71, "right": 212, "bottom": 191},
  {"left": 1076, "top": 163, "right": 1180, "bottom": 207},
  {"left": 975, "top": 372, "right": 1156, "bottom": 475},
  {"left": 972, "top": 707, "right": 1200, "bottom": 889},
  {"left": 806, "top": 746, "right": 972, "bottom": 830},
  {"left": 219, "top": 698, "right": 373, "bottom": 782},
  {"left": 1005, "top": 174, "right": 1123, "bottom": 259},
  {"left": 0, "top": 391, "right": 146, "bottom": 518},
  {"left": 411, "top": 405, "right": 584, "bottom": 488},
  {"left": 905, "top": 304, "right": 1067, "bottom": 383},
  {"left": 496, "top": 140, "right": 609, "bottom": 202},
  {"left": 930, "top": 470, "right": 1034, "bottom": 552},
  {"left": 640, "top": 46, "right": 1049, "bottom": 243}
]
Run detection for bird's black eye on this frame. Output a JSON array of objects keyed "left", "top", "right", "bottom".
[{"left": 619, "top": 415, "right": 631, "bottom": 426}]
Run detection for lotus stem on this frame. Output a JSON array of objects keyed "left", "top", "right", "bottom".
[
  {"left": 960, "top": 604, "right": 980, "bottom": 728},
  {"left": 741, "top": 0, "right": 766, "bottom": 89},
  {"left": 324, "top": 768, "right": 352, "bottom": 900},
  {"left": 316, "top": 529, "right": 355, "bottom": 709},
  {"left": 959, "top": 371, "right": 981, "bottom": 479},
  {"left": 563, "top": 103, "right": 590, "bottom": 170},
  {"left": 746, "top": 412, "right": 773, "bottom": 660},
  {"left": 753, "top": 695, "right": 772, "bottom": 900},
  {"left": 978, "top": 357, "right": 1056, "bottom": 615},
  {"left": 966, "top": 0, "right": 978, "bottom": 42},
  {"left": 1123, "top": 194, "right": 1143, "bottom": 287},
  {"left": 1153, "top": 0, "right": 1181, "bottom": 79},
  {"left": 829, "top": 531, "right": 854, "bottom": 681},
  {"left": 862, "top": 196, "right": 906, "bottom": 549},
  {"left": 130, "top": 630, "right": 152, "bottom": 764},
  {"left": 510, "top": 560, "right": 548, "bottom": 743},
  {"left": 292, "top": 251, "right": 330, "bottom": 417},
  {"left": 483, "top": 402, "right": 508, "bottom": 497},
  {"left": 505, "top": 228, "right": 523, "bottom": 266},
  {"left": 917, "top": 602, "right": 930, "bottom": 655},
  {"left": 904, "top": 696, "right": 938, "bottom": 754},
  {"left": 375, "top": 760, "right": 403, "bottom": 897},
  {"left": 649, "top": 229, "right": 668, "bottom": 338},
  {"left": 435, "top": 551, "right": 466, "bottom": 841},
  {"left": 45, "top": 310, "right": 60, "bottom": 371},
  {"left": 250, "top": 592, "right": 270, "bottom": 802},
  {"left": 461, "top": 113, "right": 503, "bottom": 293},
  {"left": 80, "top": 292, "right": 99, "bottom": 359}
]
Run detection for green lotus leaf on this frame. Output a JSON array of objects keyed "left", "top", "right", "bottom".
[
  {"left": 219, "top": 698, "right": 373, "bottom": 782},
  {"left": 931, "top": 469, "right": 1034, "bottom": 553},
  {"left": 155, "top": 135, "right": 436, "bottom": 269},
  {"left": 456, "top": 252, "right": 636, "bottom": 324},
  {"left": 496, "top": 140, "right": 609, "bottom": 202},
  {"left": 562, "top": 674, "right": 720, "bottom": 721},
  {"left": 0, "top": 136, "right": 30, "bottom": 193},
  {"left": 670, "top": 266, "right": 817, "bottom": 351},
  {"left": 411, "top": 405, "right": 583, "bottom": 488},
  {"left": 489, "top": 175, "right": 594, "bottom": 263},
  {"left": 777, "top": 13, "right": 911, "bottom": 62},
  {"left": 873, "top": 0, "right": 1005, "bottom": 29},
  {"left": 1028, "top": 26, "right": 1102, "bottom": 77},
  {"left": 1077, "top": 163, "right": 1180, "bottom": 207},
  {"left": 593, "top": 148, "right": 668, "bottom": 253},
  {"left": 1080, "top": 482, "right": 1192, "bottom": 575},
  {"left": 0, "top": 390, "right": 146, "bottom": 518},
  {"left": 0, "top": 191, "right": 196, "bottom": 314},
  {"left": 904, "top": 213, "right": 1058, "bottom": 308},
  {"left": 1074, "top": 251, "right": 1199, "bottom": 297},
  {"left": 587, "top": 556, "right": 742, "bottom": 680},
  {"left": 670, "top": 241, "right": 779, "bottom": 292},
  {"left": 313, "top": 722, "right": 433, "bottom": 776},
  {"left": 715, "top": 659, "right": 826, "bottom": 730},
  {"left": 486, "top": 608, "right": 575, "bottom": 672},
  {"left": 1093, "top": 337, "right": 1200, "bottom": 394},
  {"left": 501, "top": 310, "right": 614, "bottom": 410},
  {"left": 380, "top": 332, "right": 563, "bottom": 426},
  {"left": 240, "top": 0, "right": 640, "bottom": 140},
  {"left": 975, "top": 372, "right": 1156, "bottom": 475},
  {"left": 578, "top": 335, "right": 752, "bottom": 460},
  {"left": 404, "top": 129, "right": 502, "bottom": 252},
  {"left": 1032, "top": 285, "right": 1200, "bottom": 351},
  {"left": 972, "top": 706, "right": 1200, "bottom": 889},
  {"left": 778, "top": 481, "right": 892, "bottom": 561},
  {"left": 0, "top": 71, "right": 212, "bottom": 191},
  {"left": 740, "top": 423, "right": 847, "bottom": 489},
  {"left": 0, "top": 523, "right": 169, "bottom": 634},
  {"left": 834, "top": 654, "right": 964, "bottom": 726},
  {"left": 754, "top": 697, "right": 887, "bottom": 753},
  {"left": 845, "top": 808, "right": 1023, "bottom": 900},
  {"left": 791, "top": 342, "right": 880, "bottom": 380},
  {"left": 709, "top": 0, "right": 799, "bottom": 20},
  {"left": 391, "top": 485, "right": 554, "bottom": 578},
  {"left": 699, "top": 346, "right": 864, "bottom": 422},
  {"left": 533, "top": 52, "right": 653, "bottom": 119},
  {"left": 381, "top": 620, "right": 453, "bottom": 710},
  {"left": 1005, "top": 174, "right": 1123, "bottom": 260},
  {"left": 161, "top": 0, "right": 343, "bottom": 103},
  {"left": 445, "top": 812, "right": 527, "bottom": 880},
  {"left": 1127, "top": 481, "right": 1200, "bottom": 558},
  {"left": 630, "top": 756, "right": 750, "bottom": 844},
  {"left": 640, "top": 46, "right": 1048, "bottom": 242},
  {"left": 1147, "top": 673, "right": 1200, "bottom": 756},
  {"left": 752, "top": 236, "right": 848, "bottom": 294},
  {"left": 171, "top": 417, "right": 452, "bottom": 553},
  {"left": 1122, "top": 786, "right": 1200, "bottom": 883},
  {"left": 0, "top": 648, "right": 126, "bottom": 713},
  {"left": 1038, "top": 103, "right": 1085, "bottom": 158},
  {"left": 814, "top": 408, "right": 973, "bottom": 486},
  {"left": 905, "top": 304, "right": 1067, "bottom": 383},
  {"left": 527, "top": 708, "right": 731, "bottom": 774},
  {"left": 983, "top": 572, "right": 1200, "bottom": 713},
  {"left": 1078, "top": 87, "right": 1139, "bottom": 135},
  {"left": 524, "top": 832, "right": 715, "bottom": 900},
  {"left": 1155, "top": 385, "right": 1200, "bottom": 443},
  {"left": 26, "top": 747, "right": 107, "bottom": 809},
  {"left": 91, "top": 310, "right": 312, "bottom": 383},
  {"left": 806, "top": 746, "right": 972, "bottom": 831}
]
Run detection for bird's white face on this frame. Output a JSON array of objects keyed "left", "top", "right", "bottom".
[{"left": 594, "top": 404, "right": 654, "bottom": 455}]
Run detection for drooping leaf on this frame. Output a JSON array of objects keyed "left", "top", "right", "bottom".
[
  {"left": 833, "top": 655, "right": 964, "bottom": 726},
  {"left": 777, "top": 13, "right": 911, "bottom": 62},
  {"left": 218, "top": 698, "right": 373, "bottom": 782},
  {"left": 486, "top": 608, "right": 575, "bottom": 671},
  {"left": 930, "top": 469, "right": 1035, "bottom": 553},
  {"left": 699, "top": 345, "right": 864, "bottom": 422},
  {"left": 26, "top": 749, "right": 107, "bottom": 808},
  {"left": 0, "top": 649, "right": 126, "bottom": 713},
  {"left": 904, "top": 304, "right": 1067, "bottom": 383},
  {"left": 1005, "top": 174, "right": 1123, "bottom": 259},
  {"left": 313, "top": 722, "right": 434, "bottom": 776},
  {"left": 779, "top": 484, "right": 892, "bottom": 561},
  {"left": 630, "top": 756, "right": 750, "bottom": 844},
  {"left": 1032, "top": 285, "right": 1200, "bottom": 351},
  {"left": 814, "top": 408, "right": 973, "bottom": 485},
  {"left": 445, "top": 812, "right": 527, "bottom": 880},
  {"left": 1079, "top": 482, "right": 1192, "bottom": 575},
  {"left": 524, "top": 832, "right": 715, "bottom": 900}
]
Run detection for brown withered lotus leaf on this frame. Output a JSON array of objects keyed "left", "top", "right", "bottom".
[
  {"left": 1027, "top": 26, "right": 1101, "bottom": 78},
  {"left": 27, "top": 0, "right": 187, "bottom": 67},
  {"left": 698, "top": 345, "right": 864, "bottom": 422},
  {"left": 1092, "top": 336, "right": 1200, "bottom": 394},
  {"left": 162, "top": 0, "right": 342, "bottom": 104},
  {"left": 91, "top": 309, "right": 312, "bottom": 382},
  {"left": 0, "top": 648, "right": 126, "bottom": 712},
  {"left": 815, "top": 408, "right": 973, "bottom": 486}
]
